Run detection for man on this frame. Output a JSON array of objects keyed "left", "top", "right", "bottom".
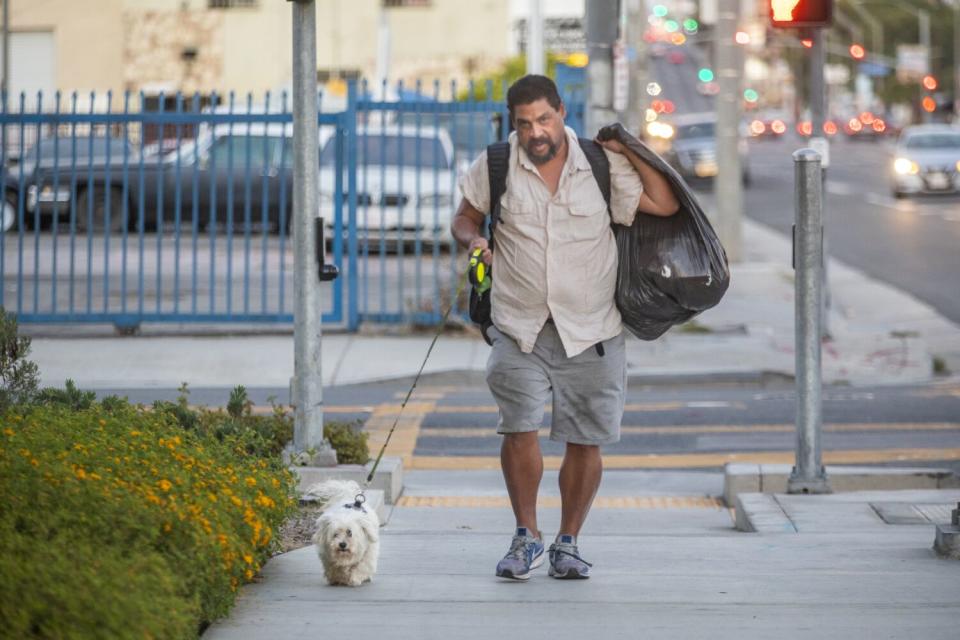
[{"left": 451, "top": 75, "right": 679, "bottom": 580}]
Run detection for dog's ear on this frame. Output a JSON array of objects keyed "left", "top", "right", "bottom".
[
  {"left": 311, "top": 516, "right": 329, "bottom": 546},
  {"left": 359, "top": 516, "right": 380, "bottom": 543}
]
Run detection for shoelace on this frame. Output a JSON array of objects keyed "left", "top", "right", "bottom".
[
  {"left": 507, "top": 536, "right": 537, "bottom": 560},
  {"left": 550, "top": 545, "right": 593, "bottom": 567}
]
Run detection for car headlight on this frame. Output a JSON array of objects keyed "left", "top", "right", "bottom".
[
  {"left": 893, "top": 158, "right": 919, "bottom": 175},
  {"left": 418, "top": 193, "right": 452, "bottom": 207}
]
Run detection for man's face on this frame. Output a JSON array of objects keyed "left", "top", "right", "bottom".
[{"left": 512, "top": 98, "right": 566, "bottom": 165}]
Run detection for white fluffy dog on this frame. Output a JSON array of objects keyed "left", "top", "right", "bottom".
[{"left": 307, "top": 479, "right": 380, "bottom": 587}]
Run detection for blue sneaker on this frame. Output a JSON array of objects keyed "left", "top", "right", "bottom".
[
  {"left": 495, "top": 527, "right": 545, "bottom": 580},
  {"left": 548, "top": 535, "right": 592, "bottom": 579}
]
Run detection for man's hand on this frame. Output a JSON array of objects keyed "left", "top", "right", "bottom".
[
  {"left": 595, "top": 137, "right": 625, "bottom": 155},
  {"left": 469, "top": 236, "right": 493, "bottom": 265}
]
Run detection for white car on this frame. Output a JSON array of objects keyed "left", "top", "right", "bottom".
[
  {"left": 890, "top": 124, "right": 960, "bottom": 198},
  {"left": 319, "top": 124, "right": 458, "bottom": 251}
]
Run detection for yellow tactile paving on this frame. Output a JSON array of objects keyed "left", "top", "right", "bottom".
[
  {"left": 408, "top": 447, "right": 960, "bottom": 470},
  {"left": 417, "top": 422, "right": 960, "bottom": 438},
  {"left": 396, "top": 495, "right": 725, "bottom": 509},
  {"left": 362, "top": 401, "right": 435, "bottom": 467}
]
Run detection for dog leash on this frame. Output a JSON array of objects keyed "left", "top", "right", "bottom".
[{"left": 353, "top": 260, "right": 473, "bottom": 506}]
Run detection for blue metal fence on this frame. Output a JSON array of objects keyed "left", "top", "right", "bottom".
[{"left": 0, "top": 82, "right": 583, "bottom": 331}]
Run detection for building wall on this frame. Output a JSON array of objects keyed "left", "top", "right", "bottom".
[
  {"left": 8, "top": 0, "right": 510, "bottom": 97},
  {"left": 9, "top": 0, "right": 125, "bottom": 95}
]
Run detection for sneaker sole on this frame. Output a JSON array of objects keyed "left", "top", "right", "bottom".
[
  {"left": 548, "top": 566, "right": 590, "bottom": 579},
  {"left": 496, "top": 551, "right": 545, "bottom": 581}
]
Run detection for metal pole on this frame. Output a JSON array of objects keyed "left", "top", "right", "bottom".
[
  {"left": 624, "top": 0, "right": 647, "bottom": 136},
  {"left": 585, "top": 0, "right": 618, "bottom": 136},
  {"left": 714, "top": 0, "right": 742, "bottom": 262},
  {"left": 955, "top": 1, "right": 960, "bottom": 118},
  {"left": 290, "top": 0, "right": 336, "bottom": 466},
  {"left": 2, "top": 0, "right": 8, "bottom": 99},
  {"left": 807, "top": 28, "right": 831, "bottom": 339},
  {"left": 527, "top": 0, "right": 544, "bottom": 76},
  {"left": 375, "top": 4, "right": 391, "bottom": 91},
  {"left": 788, "top": 149, "right": 831, "bottom": 495}
]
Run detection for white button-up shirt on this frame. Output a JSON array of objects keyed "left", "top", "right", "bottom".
[{"left": 459, "top": 126, "right": 644, "bottom": 357}]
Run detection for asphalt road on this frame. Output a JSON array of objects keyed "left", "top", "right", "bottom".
[{"left": 97, "top": 379, "right": 960, "bottom": 475}]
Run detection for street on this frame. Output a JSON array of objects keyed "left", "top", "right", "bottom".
[{"left": 99, "top": 378, "right": 960, "bottom": 476}]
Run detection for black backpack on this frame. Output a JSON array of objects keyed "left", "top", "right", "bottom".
[{"left": 469, "top": 138, "right": 612, "bottom": 345}]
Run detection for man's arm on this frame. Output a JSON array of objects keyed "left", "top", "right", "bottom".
[
  {"left": 451, "top": 198, "right": 493, "bottom": 264},
  {"left": 596, "top": 138, "right": 680, "bottom": 217}
]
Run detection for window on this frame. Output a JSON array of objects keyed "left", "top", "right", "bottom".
[
  {"left": 208, "top": 0, "right": 258, "bottom": 9},
  {"left": 209, "top": 135, "right": 279, "bottom": 170},
  {"left": 318, "top": 134, "right": 450, "bottom": 169}
]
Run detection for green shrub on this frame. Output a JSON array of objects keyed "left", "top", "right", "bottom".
[
  {"left": 324, "top": 420, "right": 370, "bottom": 465},
  {"left": 0, "top": 400, "right": 298, "bottom": 637},
  {"left": 0, "top": 308, "right": 39, "bottom": 412}
]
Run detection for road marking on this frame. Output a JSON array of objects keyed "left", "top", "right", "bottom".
[
  {"left": 826, "top": 182, "right": 857, "bottom": 196},
  {"left": 408, "top": 447, "right": 960, "bottom": 470},
  {"left": 363, "top": 401, "right": 435, "bottom": 467},
  {"left": 417, "top": 422, "right": 960, "bottom": 438},
  {"left": 430, "top": 401, "right": 745, "bottom": 414},
  {"left": 396, "top": 495, "right": 725, "bottom": 509}
]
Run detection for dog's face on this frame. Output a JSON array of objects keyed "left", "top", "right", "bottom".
[{"left": 314, "top": 510, "right": 376, "bottom": 564}]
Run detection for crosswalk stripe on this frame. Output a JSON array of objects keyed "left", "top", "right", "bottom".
[
  {"left": 408, "top": 448, "right": 960, "bottom": 470},
  {"left": 417, "top": 422, "right": 960, "bottom": 438},
  {"left": 396, "top": 495, "right": 725, "bottom": 509}
]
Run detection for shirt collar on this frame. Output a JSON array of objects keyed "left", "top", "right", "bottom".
[{"left": 512, "top": 126, "right": 591, "bottom": 175}]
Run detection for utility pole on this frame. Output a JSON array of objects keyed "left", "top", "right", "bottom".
[
  {"left": 584, "top": 0, "right": 618, "bottom": 136},
  {"left": 526, "top": 0, "right": 544, "bottom": 76},
  {"left": 714, "top": 0, "right": 743, "bottom": 262},
  {"left": 2, "top": 0, "right": 8, "bottom": 99},
  {"left": 624, "top": 0, "right": 648, "bottom": 136},
  {"left": 289, "top": 0, "right": 336, "bottom": 466}
]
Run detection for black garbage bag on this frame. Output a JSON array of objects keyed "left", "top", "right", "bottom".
[{"left": 596, "top": 123, "right": 730, "bottom": 341}]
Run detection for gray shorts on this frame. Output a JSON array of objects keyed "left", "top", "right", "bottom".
[{"left": 485, "top": 322, "right": 627, "bottom": 445}]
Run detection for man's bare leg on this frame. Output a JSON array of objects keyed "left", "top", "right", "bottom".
[
  {"left": 501, "top": 431, "right": 543, "bottom": 533},
  {"left": 558, "top": 443, "right": 602, "bottom": 536}
]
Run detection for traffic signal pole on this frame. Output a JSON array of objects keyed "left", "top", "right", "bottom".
[{"left": 807, "top": 28, "right": 832, "bottom": 340}]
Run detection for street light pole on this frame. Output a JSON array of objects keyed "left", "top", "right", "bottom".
[
  {"left": 290, "top": 0, "right": 336, "bottom": 466},
  {"left": 526, "top": 0, "right": 544, "bottom": 76},
  {"left": 714, "top": 0, "right": 743, "bottom": 262}
]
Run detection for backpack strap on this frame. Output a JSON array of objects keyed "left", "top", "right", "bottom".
[
  {"left": 577, "top": 137, "right": 611, "bottom": 213},
  {"left": 485, "top": 141, "right": 510, "bottom": 250}
]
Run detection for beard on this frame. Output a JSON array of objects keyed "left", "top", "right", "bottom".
[{"left": 522, "top": 134, "right": 561, "bottom": 165}]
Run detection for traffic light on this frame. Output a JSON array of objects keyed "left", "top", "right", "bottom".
[
  {"left": 769, "top": 0, "right": 833, "bottom": 28},
  {"left": 849, "top": 44, "right": 865, "bottom": 60},
  {"left": 922, "top": 75, "right": 938, "bottom": 91}
]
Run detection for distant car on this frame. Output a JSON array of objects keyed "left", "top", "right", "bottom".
[
  {"left": 320, "top": 124, "right": 457, "bottom": 251},
  {"left": 659, "top": 113, "right": 750, "bottom": 187},
  {"left": 890, "top": 124, "right": 960, "bottom": 198},
  {"left": 748, "top": 112, "right": 789, "bottom": 139},
  {"left": 844, "top": 111, "right": 887, "bottom": 141},
  {"left": 668, "top": 50, "right": 686, "bottom": 64},
  {"left": 696, "top": 81, "right": 720, "bottom": 96}
]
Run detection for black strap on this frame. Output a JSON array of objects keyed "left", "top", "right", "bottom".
[
  {"left": 577, "top": 137, "right": 611, "bottom": 213},
  {"left": 486, "top": 141, "right": 511, "bottom": 250}
]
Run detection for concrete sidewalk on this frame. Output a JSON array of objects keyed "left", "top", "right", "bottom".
[
  {"left": 203, "top": 470, "right": 960, "bottom": 640},
  {"left": 24, "top": 218, "right": 960, "bottom": 392}
]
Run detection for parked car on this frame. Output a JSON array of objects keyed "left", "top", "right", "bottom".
[
  {"left": 890, "top": 124, "right": 960, "bottom": 198},
  {"left": 320, "top": 124, "right": 458, "bottom": 251},
  {"left": 658, "top": 113, "right": 750, "bottom": 187},
  {"left": 4, "top": 136, "right": 139, "bottom": 233}
]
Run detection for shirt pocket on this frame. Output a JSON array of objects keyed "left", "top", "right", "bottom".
[
  {"left": 561, "top": 195, "right": 609, "bottom": 241},
  {"left": 499, "top": 194, "right": 534, "bottom": 220}
]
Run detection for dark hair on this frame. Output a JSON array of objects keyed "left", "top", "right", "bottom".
[{"left": 506, "top": 75, "right": 562, "bottom": 118}]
